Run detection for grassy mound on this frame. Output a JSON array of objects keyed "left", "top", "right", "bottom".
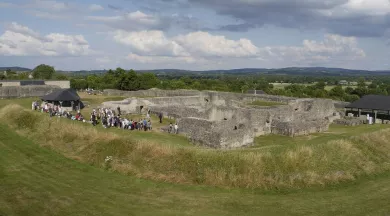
[
  {"left": 2, "top": 123, "right": 390, "bottom": 215},
  {"left": 2, "top": 104, "right": 390, "bottom": 189}
]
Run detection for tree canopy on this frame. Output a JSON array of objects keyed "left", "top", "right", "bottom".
[{"left": 32, "top": 64, "right": 55, "bottom": 79}]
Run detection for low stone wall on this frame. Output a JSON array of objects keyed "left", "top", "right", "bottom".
[
  {"left": 334, "top": 118, "right": 364, "bottom": 126},
  {"left": 103, "top": 88, "right": 296, "bottom": 104},
  {"left": 44, "top": 80, "right": 70, "bottom": 89},
  {"left": 103, "top": 89, "right": 200, "bottom": 97},
  {"left": 0, "top": 85, "right": 60, "bottom": 99},
  {"left": 271, "top": 119, "right": 330, "bottom": 137}
]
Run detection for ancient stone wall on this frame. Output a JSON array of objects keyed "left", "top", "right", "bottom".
[
  {"left": 177, "top": 117, "right": 222, "bottom": 147},
  {"left": 44, "top": 81, "right": 70, "bottom": 89},
  {"left": 104, "top": 88, "right": 296, "bottom": 104},
  {"left": 0, "top": 85, "right": 60, "bottom": 99},
  {"left": 103, "top": 89, "right": 200, "bottom": 97},
  {"left": 102, "top": 89, "right": 340, "bottom": 149},
  {"left": 0, "top": 81, "right": 20, "bottom": 87}
]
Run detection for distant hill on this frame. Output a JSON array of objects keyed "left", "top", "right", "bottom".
[
  {"left": 0, "top": 67, "right": 31, "bottom": 72},
  {"left": 3, "top": 66, "right": 390, "bottom": 76}
]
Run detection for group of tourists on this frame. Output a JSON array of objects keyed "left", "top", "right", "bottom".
[
  {"left": 32, "top": 101, "right": 180, "bottom": 133},
  {"left": 97, "top": 107, "right": 153, "bottom": 131}
]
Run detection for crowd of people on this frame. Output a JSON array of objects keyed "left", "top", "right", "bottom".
[{"left": 32, "top": 101, "right": 179, "bottom": 133}]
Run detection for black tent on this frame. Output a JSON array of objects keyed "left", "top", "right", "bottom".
[
  {"left": 41, "top": 89, "right": 84, "bottom": 110},
  {"left": 346, "top": 95, "right": 390, "bottom": 111},
  {"left": 345, "top": 95, "right": 390, "bottom": 123}
]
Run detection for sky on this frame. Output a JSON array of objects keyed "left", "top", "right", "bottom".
[{"left": 0, "top": 0, "right": 389, "bottom": 71}]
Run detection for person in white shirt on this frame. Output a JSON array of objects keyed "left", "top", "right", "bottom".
[{"left": 174, "top": 123, "right": 178, "bottom": 134}]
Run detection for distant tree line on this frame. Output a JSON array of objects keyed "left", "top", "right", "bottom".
[{"left": 4, "top": 64, "right": 390, "bottom": 102}]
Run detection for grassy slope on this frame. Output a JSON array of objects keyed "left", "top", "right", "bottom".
[
  {"left": 2, "top": 104, "right": 390, "bottom": 190},
  {"left": 1, "top": 124, "right": 390, "bottom": 216}
]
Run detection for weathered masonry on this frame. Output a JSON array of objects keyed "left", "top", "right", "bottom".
[
  {"left": 103, "top": 89, "right": 340, "bottom": 149},
  {"left": 0, "top": 80, "right": 70, "bottom": 88},
  {"left": 0, "top": 80, "right": 70, "bottom": 98}
]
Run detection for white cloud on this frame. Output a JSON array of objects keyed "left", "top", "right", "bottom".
[
  {"left": 127, "top": 53, "right": 198, "bottom": 64},
  {"left": 114, "top": 30, "right": 259, "bottom": 58},
  {"left": 113, "top": 30, "right": 190, "bottom": 56},
  {"left": 0, "top": 22, "right": 92, "bottom": 57},
  {"left": 87, "top": 11, "right": 166, "bottom": 31},
  {"left": 174, "top": 31, "right": 259, "bottom": 57},
  {"left": 113, "top": 30, "right": 365, "bottom": 65},
  {"left": 343, "top": 0, "right": 390, "bottom": 16},
  {"left": 89, "top": 4, "right": 104, "bottom": 12},
  {"left": 260, "top": 34, "right": 366, "bottom": 64}
]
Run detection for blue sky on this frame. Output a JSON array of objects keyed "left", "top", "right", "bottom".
[{"left": 0, "top": 0, "right": 389, "bottom": 71}]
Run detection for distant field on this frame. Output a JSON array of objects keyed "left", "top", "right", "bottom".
[{"left": 271, "top": 83, "right": 358, "bottom": 91}]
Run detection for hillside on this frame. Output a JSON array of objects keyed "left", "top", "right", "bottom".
[{"left": 0, "top": 67, "right": 31, "bottom": 71}]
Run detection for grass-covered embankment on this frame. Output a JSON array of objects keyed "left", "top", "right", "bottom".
[
  {"left": 2, "top": 123, "right": 390, "bottom": 216},
  {"left": 1, "top": 104, "right": 390, "bottom": 189}
]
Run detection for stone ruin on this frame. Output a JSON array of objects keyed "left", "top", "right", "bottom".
[
  {"left": 0, "top": 85, "right": 60, "bottom": 99},
  {"left": 102, "top": 89, "right": 341, "bottom": 149}
]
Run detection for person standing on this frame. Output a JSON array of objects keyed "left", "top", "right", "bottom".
[
  {"left": 91, "top": 112, "right": 97, "bottom": 126},
  {"left": 117, "top": 106, "right": 121, "bottom": 116},
  {"left": 158, "top": 113, "right": 163, "bottom": 123},
  {"left": 174, "top": 123, "right": 178, "bottom": 134}
]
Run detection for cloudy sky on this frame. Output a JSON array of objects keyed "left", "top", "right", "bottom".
[{"left": 0, "top": 0, "right": 389, "bottom": 71}]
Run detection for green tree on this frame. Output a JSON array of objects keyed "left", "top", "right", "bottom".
[
  {"left": 70, "top": 78, "right": 88, "bottom": 90},
  {"left": 241, "top": 84, "right": 249, "bottom": 93},
  {"left": 32, "top": 64, "right": 55, "bottom": 79},
  {"left": 329, "top": 85, "right": 345, "bottom": 100},
  {"left": 139, "top": 73, "right": 159, "bottom": 90},
  {"left": 54, "top": 73, "right": 69, "bottom": 80},
  {"left": 17, "top": 72, "right": 30, "bottom": 80},
  {"left": 314, "top": 81, "right": 326, "bottom": 90},
  {"left": 357, "top": 78, "right": 366, "bottom": 88},
  {"left": 116, "top": 70, "right": 140, "bottom": 91},
  {"left": 345, "top": 87, "right": 354, "bottom": 94}
]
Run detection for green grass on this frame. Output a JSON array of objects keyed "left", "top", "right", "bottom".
[
  {"left": 248, "top": 100, "right": 286, "bottom": 106},
  {"left": 1, "top": 123, "right": 390, "bottom": 215},
  {"left": 251, "top": 124, "right": 390, "bottom": 150}
]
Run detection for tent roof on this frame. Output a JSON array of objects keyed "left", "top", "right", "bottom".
[
  {"left": 346, "top": 95, "right": 390, "bottom": 111},
  {"left": 41, "top": 88, "right": 80, "bottom": 101}
]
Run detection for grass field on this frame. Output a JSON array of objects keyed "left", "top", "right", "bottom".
[{"left": 1, "top": 95, "right": 390, "bottom": 215}]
